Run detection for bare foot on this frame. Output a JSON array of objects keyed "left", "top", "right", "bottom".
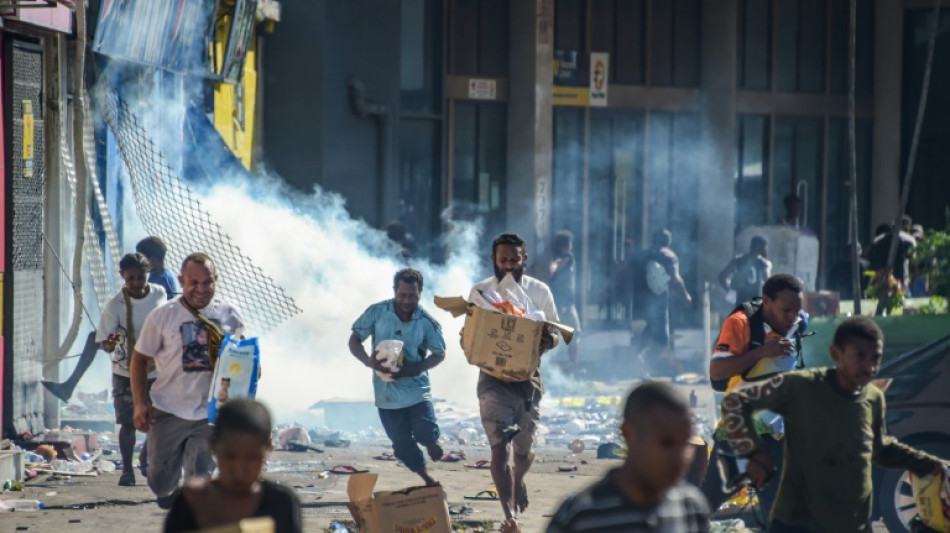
[
  {"left": 427, "top": 443, "right": 444, "bottom": 462},
  {"left": 499, "top": 518, "right": 521, "bottom": 533},
  {"left": 419, "top": 468, "right": 438, "bottom": 486},
  {"left": 514, "top": 480, "right": 529, "bottom": 514}
]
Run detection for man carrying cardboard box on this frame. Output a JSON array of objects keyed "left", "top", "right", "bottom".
[
  {"left": 468, "top": 232, "right": 560, "bottom": 530},
  {"left": 349, "top": 268, "right": 447, "bottom": 486}
]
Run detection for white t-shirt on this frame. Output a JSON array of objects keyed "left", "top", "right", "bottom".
[
  {"left": 135, "top": 297, "right": 245, "bottom": 420},
  {"left": 469, "top": 275, "right": 560, "bottom": 323},
  {"left": 96, "top": 284, "right": 166, "bottom": 378}
]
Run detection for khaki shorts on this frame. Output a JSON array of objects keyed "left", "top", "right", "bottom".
[{"left": 478, "top": 378, "right": 540, "bottom": 456}]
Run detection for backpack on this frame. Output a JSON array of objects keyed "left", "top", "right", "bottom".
[{"left": 710, "top": 297, "right": 805, "bottom": 392}]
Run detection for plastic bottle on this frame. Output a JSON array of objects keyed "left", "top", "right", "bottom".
[{"left": 6, "top": 499, "right": 45, "bottom": 511}]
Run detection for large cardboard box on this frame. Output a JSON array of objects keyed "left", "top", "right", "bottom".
[
  {"left": 347, "top": 473, "right": 452, "bottom": 533},
  {"left": 434, "top": 296, "right": 575, "bottom": 382}
]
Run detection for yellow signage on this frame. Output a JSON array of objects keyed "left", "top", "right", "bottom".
[
  {"left": 22, "top": 100, "right": 34, "bottom": 177},
  {"left": 552, "top": 86, "right": 590, "bottom": 107}
]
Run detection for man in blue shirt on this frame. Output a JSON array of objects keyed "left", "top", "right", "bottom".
[
  {"left": 348, "top": 268, "right": 447, "bottom": 485},
  {"left": 136, "top": 236, "right": 179, "bottom": 299}
]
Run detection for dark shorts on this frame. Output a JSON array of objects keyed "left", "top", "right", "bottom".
[
  {"left": 642, "top": 298, "right": 670, "bottom": 346},
  {"left": 112, "top": 374, "right": 154, "bottom": 425}
]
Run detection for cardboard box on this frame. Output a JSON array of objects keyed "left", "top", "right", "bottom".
[
  {"left": 347, "top": 473, "right": 452, "bottom": 533},
  {"left": 804, "top": 290, "right": 840, "bottom": 317},
  {"left": 434, "top": 296, "right": 575, "bottom": 382}
]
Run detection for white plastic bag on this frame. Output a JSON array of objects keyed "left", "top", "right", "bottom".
[{"left": 375, "top": 340, "right": 404, "bottom": 382}]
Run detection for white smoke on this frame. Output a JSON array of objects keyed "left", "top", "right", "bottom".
[{"left": 190, "top": 175, "right": 485, "bottom": 424}]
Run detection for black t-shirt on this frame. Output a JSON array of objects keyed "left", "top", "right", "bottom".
[
  {"left": 164, "top": 479, "right": 302, "bottom": 533},
  {"left": 867, "top": 232, "right": 915, "bottom": 280}
]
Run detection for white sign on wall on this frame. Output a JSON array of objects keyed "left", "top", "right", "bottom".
[
  {"left": 468, "top": 78, "right": 497, "bottom": 100},
  {"left": 590, "top": 52, "right": 609, "bottom": 107}
]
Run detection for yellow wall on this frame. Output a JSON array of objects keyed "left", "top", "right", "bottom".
[{"left": 213, "top": 18, "right": 258, "bottom": 170}]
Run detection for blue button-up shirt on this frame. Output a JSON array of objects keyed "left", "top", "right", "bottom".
[{"left": 352, "top": 299, "right": 446, "bottom": 409}]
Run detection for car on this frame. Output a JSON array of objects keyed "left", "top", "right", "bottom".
[{"left": 872, "top": 335, "right": 950, "bottom": 533}]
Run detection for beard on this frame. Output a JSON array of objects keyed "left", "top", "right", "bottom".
[{"left": 494, "top": 264, "right": 524, "bottom": 283}]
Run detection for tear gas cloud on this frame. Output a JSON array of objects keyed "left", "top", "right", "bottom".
[{"left": 197, "top": 176, "right": 485, "bottom": 424}]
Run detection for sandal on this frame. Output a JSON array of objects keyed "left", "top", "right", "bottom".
[
  {"left": 330, "top": 465, "right": 369, "bottom": 474},
  {"left": 464, "top": 460, "right": 491, "bottom": 469},
  {"left": 464, "top": 489, "right": 499, "bottom": 500},
  {"left": 440, "top": 451, "right": 466, "bottom": 462},
  {"left": 374, "top": 452, "right": 398, "bottom": 461}
]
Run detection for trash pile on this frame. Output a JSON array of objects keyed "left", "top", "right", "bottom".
[{"left": 0, "top": 429, "right": 132, "bottom": 512}]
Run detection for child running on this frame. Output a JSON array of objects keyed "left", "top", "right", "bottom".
[
  {"left": 721, "top": 316, "right": 948, "bottom": 532},
  {"left": 164, "top": 398, "right": 302, "bottom": 533}
]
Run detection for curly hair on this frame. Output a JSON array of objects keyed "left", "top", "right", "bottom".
[{"left": 393, "top": 268, "right": 424, "bottom": 291}]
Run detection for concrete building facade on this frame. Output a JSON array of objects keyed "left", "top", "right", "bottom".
[{"left": 261, "top": 0, "right": 949, "bottom": 327}]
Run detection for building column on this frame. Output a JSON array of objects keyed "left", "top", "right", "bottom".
[
  {"left": 507, "top": 0, "right": 554, "bottom": 253},
  {"left": 42, "top": 35, "right": 65, "bottom": 432},
  {"left": 870, "top": 0, "right": 902, "bottom": 238},
  {"left": 698, "top": 0, "right": 738, "bottom": 286}
]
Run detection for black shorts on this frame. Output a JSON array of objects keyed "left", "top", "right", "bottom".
[{"left": 112, "top": 374, "right": 154, "bottom": 425}]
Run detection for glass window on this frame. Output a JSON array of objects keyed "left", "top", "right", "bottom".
[
  {"left": 398, "top": 119, "right": 441, "bottom": 255},
  {"left": 451, "top": 102, "right": 508, "bottom": 239},
  {"left": 450, "top": 0, "right": 478, "bottom": 74},
  {"left": 797, "top": 0, "right": 826, "bottom": 92},
  {"left": 590, "top": 0, "right": 614, "bottom": 56},
  {"left": 479, "top": 0, "right": 509, "bottom": 77},
  {"left": 825, "top": 118, "right": 871, "bottom": 288},
  {"left": 650, "top": 0, "right": 673, "bottom": 86},
  {"left": 829, "top": 0, "right": 875, "bottom": 95},
  {"left": 452, "top": 102, "right": 478, "bottom": 207},
  {"left": 736, "top": 115, "right": 769, "bottom": 231},
  {"left": 772, "top": 117, "right": 822, "bottom": 229},
  {"left": 615, "top": 0, "right": 646, "bottom": 84},
  {"left": 401, "top": 0, "right": 442, "bottom": 113},
  {"left": 739, "top": 0, "right": 772, "bottom": 90},
  {"left": 775, "top": 0, "right": 799, "bottom": 92},
  {"left": 672, "top": 0, "right": 701, "bottom": 87},
  {"left": 555, "top": 0, "right": 585, "bottom": 52},
  {"left": 552, "top": 107, "right": 586, "bottom": 247}
]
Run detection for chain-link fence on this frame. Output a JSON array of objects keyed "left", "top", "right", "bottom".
[{"left": 97, "top": 82, "right": 300, "bottom": 333}]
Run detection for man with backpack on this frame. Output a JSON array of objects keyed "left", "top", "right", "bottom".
[
  {"left": 718, "top": 236, "right": 772, "bottom": 305},
  {"left": 700, "top": 273, "right": 806, "bottom": 523}
]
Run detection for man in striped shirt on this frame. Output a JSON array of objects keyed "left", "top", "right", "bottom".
[{"left": 547, "top": 383, "right": 709, "bottom": 533}]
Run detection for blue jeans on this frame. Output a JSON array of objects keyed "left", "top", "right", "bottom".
[{"left": 378, "top": 401, "right": 440, "bottom": 473}]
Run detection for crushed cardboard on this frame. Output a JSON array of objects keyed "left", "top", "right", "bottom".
[
  {"left": 435, "top": 296, "right": 574, "bottom": 382},
  {"left": 347, "top": 473, "right": 452, "bottom": 533}
]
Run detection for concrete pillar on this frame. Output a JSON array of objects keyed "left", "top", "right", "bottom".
[
  {"left": 506, "top": 0, "right": 554, "bottom": 254},
  {"left": 42, "top": 35, "right": 65, "bottom": 432},
  {"left": 870, "top": 0, "right": 902, "bottom": 239},
  {"left": 697, "top": 0, "right": 738, "bottom": 286}
]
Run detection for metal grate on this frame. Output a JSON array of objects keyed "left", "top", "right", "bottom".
[
  {"left": 10, "top": 39, "right": 46, "bottom": 435},
  {"left": 97, "top": 82, "right": 301, "bottom": 334}
]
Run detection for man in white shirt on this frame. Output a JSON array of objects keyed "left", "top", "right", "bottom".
[
  {"left": 97, "top": 253, "right": 166, "bottom": 487},
  {"left": 469, "top": 232, "right": 559, "bottom": 531},
  {"left": 130, "top": 252, "right": 245, "bottom": 508}
]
